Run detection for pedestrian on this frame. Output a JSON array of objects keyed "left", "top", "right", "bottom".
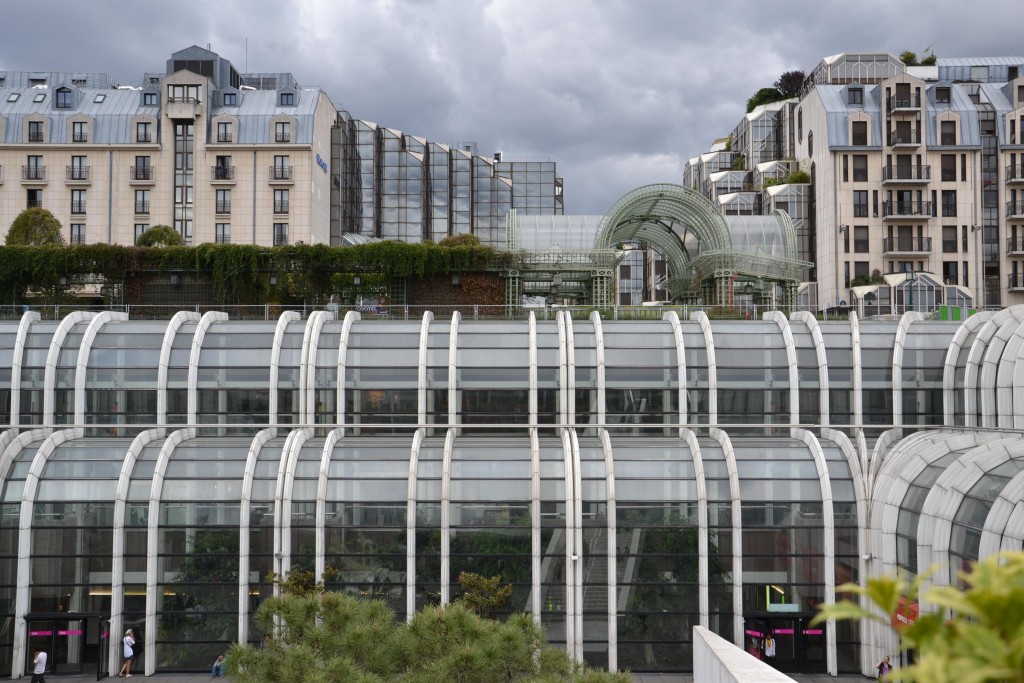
[
  {"left": 211, "top": 654, "right": 225, "bottom": 677},
  {"left": 119, "top": 628, "right": 135, "bottom": 677},
  {"left": 876, "top": 654, "right": 893, "bottom": 678},
  {"left": 30, "top": 649, "right": 46, "bottom": 683},
  {"left": 747, "top": 637, "right": 761, "bottom": 659},
  {"left": 763, "top": 633, "right": 777, "bottom": 665}
]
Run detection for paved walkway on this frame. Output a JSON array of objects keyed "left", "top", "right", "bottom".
[{"left": 32, "top": 673, "right": 872, "bottom": 682}]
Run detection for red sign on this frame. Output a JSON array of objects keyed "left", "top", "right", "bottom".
[{"left": 891, "top": 596, "right": 919, "bottom": 629}]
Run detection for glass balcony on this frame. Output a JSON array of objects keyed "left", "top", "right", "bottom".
[{"left": 882, "top": 236, "right": 932, "bottom": 254}]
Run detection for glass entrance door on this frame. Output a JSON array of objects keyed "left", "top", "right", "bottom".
[
  {"left": 26, "top": 618, "right": 86, "bottom": 676},
  {"left": 745, "top": 615, "right": 826, "bottom": 673}
]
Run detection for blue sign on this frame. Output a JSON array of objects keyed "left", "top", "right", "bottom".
[{"left": 315, "top": 154, "right": 328, "bottom": 173}]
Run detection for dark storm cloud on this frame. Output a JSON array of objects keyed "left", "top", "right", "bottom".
[{"left": 4, "top": 0, "right": 1022, "bottom": 213}]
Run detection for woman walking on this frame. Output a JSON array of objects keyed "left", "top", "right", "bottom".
[{"left": 119, "top": 629, "right": 135, "bottom": 677}]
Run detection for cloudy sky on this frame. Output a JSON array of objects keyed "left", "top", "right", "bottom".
[{"left": 3, "top": 0, "right": 1021, "bottom": 213}]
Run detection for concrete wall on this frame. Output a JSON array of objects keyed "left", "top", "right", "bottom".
[{"left": 693, "top": 626, "right": 797, "bottom": 683}]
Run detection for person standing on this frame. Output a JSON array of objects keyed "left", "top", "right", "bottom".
[
  {"left": 119, "top": 629, "right": 135, "bottom": 677},
  {"left": 763, "top": 634, "right": 777, "bottom": 665},
  {"left": 30, "top": 650, "right": 46, "bottom": 683},
  {"left": 876, "top": 655, "right": 893, "bottom": 678}
]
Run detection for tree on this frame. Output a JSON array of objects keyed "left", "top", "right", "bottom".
[
  {"left": 746, "top": 87, "right": 786, "bottom": 113},
  {"left": 457, "top": 572, "right": 512, "bottom": 619},
  {"left": 136, "top": 224, "right": 185, "bottom": 247},
  {"left": 900, "top": 50, "right": 919, "bottom": 66},
  {"left": 811, "top": 551, "right": 1024, "bottom": 682},
  {"left": 774, "top": 70, "right": 805, "bottom": 98},
  {"left": 439, "top": 233, "right": 481, "bottom": 247},
  {"left": 6, "top": 207, "right": 63, "bottom": 245},
  {"left": 225, "top": 582, "right": 632, "bottom": 682}
]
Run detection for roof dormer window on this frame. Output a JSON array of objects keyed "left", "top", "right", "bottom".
[
  {"left": 223, "top": 92, "right": 237, "bottom": 106},
  {"left": 936, "top": 87, "right": 951, "bottom": 104},
  {"left": 33, "top": 93, "right": 46, "bottom": 103},
  {"left": 7, "top": 93, "right": 19, "bottom": 102},
  {"left": 848, "top": 87, "right": 863, "bottom": 105},
  {"left": 55, "top": 88, "right": 73, "bottom": 109},
  {"left": 279, "top": 92, "right": 295, "bottom": 106},
  {"left": 94, "top": 94, "right": 106, "bottom": 104}
]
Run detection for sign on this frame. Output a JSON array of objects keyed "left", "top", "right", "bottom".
[
  {"left": 891, "top": 596, "right": 918, "bottom": 629},
  {"left": 315, "top": 154, "right": 328, "bottom": 173}
]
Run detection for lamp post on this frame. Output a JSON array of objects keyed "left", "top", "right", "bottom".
[
  {"left": 835, "top": 224, "right": 849, "bottom": 309},
  {"left": 971, "top": 224, "right": 983, "bottom": 309}
]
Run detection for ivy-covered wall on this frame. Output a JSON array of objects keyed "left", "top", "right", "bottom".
[{"left": 0, "top": 242, "right": 511, "bottom": 307}]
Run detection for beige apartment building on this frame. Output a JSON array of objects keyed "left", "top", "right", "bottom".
[
  {"left": 687, "top": 53, "right": 1024, "bottom": 312},
  {"left": 0, "top": 45, "right": 337, "bottom": 247}
]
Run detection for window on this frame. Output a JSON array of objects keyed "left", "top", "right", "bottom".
[
  {"left": 942, "top": 190, "right": 957, "bottom": 217},
  {"left": 94, "top": 94, "right": 106, "bottom": 104},
  {"left": 853, "top": 190, "right": 869, "bottom": 217},
  {"left": 137, "top": 122, "right": 152, "bottom": 143},
  {"left": 69, "top": 155, "right": 88, "bottom": 181},
  {"left": 808, "top": 131, "right": 813, "bottom": 156},
  {"left": 142, "top": 92, "right": 157, "bottom": 106},
  {"left": 273, "top": 222, "right": 288, "bottom": 246},
  {"left": 215, "top": 189, "right": 231, "bottom": 214},
  {"left": 943, "top": 261, "right": 959, "bottom": 285},
  {"left": 274, "top": 189, "right": 289, "bottom": 214},
  {"left": 6, "top": 93, "right": 19, "bottom": 102},
  {"left": 71, "top": 189, "right": 86, "bottom": 214},
  {"left": 135, "top": 189, "right": 150, "bottom": 214},
  {"left": 168, "top": 84, "right": 200, "bottom": 102},
  {"left": 853, "top": 155, "right": 868, "bottom": 182},
  {"left": 279, "top": 92, "right": 294, "bottom": 106},
  {"left": 28, "top": 120, "right": 43, "bottom": 142},
  {"left": 134, "top": 224, "right": 149, "bottom": 244},
  {"left": 943, "top": 226, "right": 958, "bottom": 253},
  {"left": 223, "top": 92, "right": 237, "bottom": 106},
  {"left": 851, "top": 121, "right": 868, "bottom": 145},
  {"left": 854, "top": 225, "right": 869, "bottom": 253},
  {"left": 848, "top": 88, "right": 863, "bottom": 105},
  {"left": 26, "top": 155, "right": 44, "bottom": 182},
  {"left": 55, "top": 89, "right": 72, "bottom": 109},
  {"left": 132, "top": 155, "right": 152, "bottom": 181},
  {"left": 70, "top": 223, "right": 85, "bottom": 244},
  {"left": 217, "top": 122, "right": 231, "bottom": 143},
  {"left": 797, "top": 108, "right": 802, "bottom": 142},
  {"left": 935, "top": 87, "right": 951, "bottom": 104},
  {"left": 854, "top": 261, "right": 870, "bottom": 280},
  {"left": 214, "top": 155, "right": 233, "bottom": 180},
  {"left": 272, "top": 155, "right": 291, "bottom": 180},
  {"left": 33, "top": 93, "right": 45, "bottom": 103},
  {"left": 941, "top": 121, "right": 957, "bottom": 145},
  {"left": 941, "top": 154, "right": 956, "bottom": 181},
  {"left": 275, "top": 122, "right": 290, "bottom": 143},
  {"left": 27, "top": 188, "right": 43, "bottom": 208},
  {"left": 72, "top": 121, "right": 87, "bottom": 143},
  {"left": 215, "top": 223, "right": 230, "bottom": 244}
]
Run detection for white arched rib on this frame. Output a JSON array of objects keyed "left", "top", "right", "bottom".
[
  {"left": 238, "top": 427, "right": 276, "bottom": 645},
  {"left": 662, "top": 311, "right": 688, "bottom": 426},
  {"left": 764, "top": 310, "right": 799, "bottom": 424},
  {"left": 10, "top": 310, "right": 40, "bottom": 427},
  {"left": 791, "top": 311, "right": 830, "bottom": 426},
  {"left": 708, "top": 427, "right": 741, "bottom": 646},
  {"left": 691, "top": 311, "right": 717, "bottom": 424},
  {"left": 43, "top": 311, "right": 95, "bottom": 426},
  {"left": 74, "top": 311, "right": 129, "bottom": 425},
  {"left": 335, "top": 310, "right": 361, "bottom": 428},
  {"left": 157, "top": 312, "right": 201, "bottom": 426},
  {"left": 269, "top": 311, "right": 301, "bottom": 428},
  {"left": 942, "top": 311, "right": 992, "bottom": 424},
  {"left": 300, "top": 310, "right": 334, "bottom": 425},
  {"left": 186, "top": 312, "right": 228, "bottom": 424}
]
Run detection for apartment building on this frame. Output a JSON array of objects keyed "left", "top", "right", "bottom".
[
  {"left": 0, "top": 46, "right": 564, "bottom": 248},
  {"left": 686, "top": 52, "right": 1024, "bottom": 311}
]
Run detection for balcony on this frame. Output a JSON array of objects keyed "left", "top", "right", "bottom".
[
  {"left": 882, "top": 164, "right": 931, "bottom": 183},
  {"left": 66, "top": 166, "right": 90, "bottom": 183},
  {"left": 215, "top": 201, "right": 231, "bottom": 214},
  {"left": 883, "top": 236, "right": 932, "bottom": 255},
  {"left": 165, "top": 96, "right": 202, "bottom": 119},
  {"left": 887, "top": 93, "right": 921, "bottom": 113},
  {"left": 275, "top": 131, "right": 291, "bottom": 143},
  {"left": 135, "top": 201, "right": 150, "bottom": 215},
  {"left": 1006, "top": 163, "right": 1024, "bottom": 184},
  {"left": 0, "top": 165, "right": 4, "bottom": 184},
  {"left": 21, "top": 166, "right": 46, "bottom": 182},
  {"left": 882, "top": 200, "right": 932, "bottom": 220},
  {"left": 1007, "top": 236, "right": 1024, "bottom": 254},
  {"left": 211, "top": 165, "right": 235, "bottom": 182},
  {"left": 28, "top": 131, "right": 44, "bottom": 143},
  {"left": 137, "top": 132, "right": 153, "bottom": 143},
  {"left": 217, "top": 131, "right": 232, "bottom": 143},
  {"left": 71, "top": 201, "right": 86, "bottom": 215},
  {"left": 1010, "top": 273, "right": 1024, "bottom": 291},
  {"left": 130, "top": 166, "right": 154, "bottom": 184},
  {"left": 273, "top": 201, "right": 289, "bottom": 214},
  {"left": 269, "top": 165, "right": 293, "bottom": 183},
  {"left": 888, "top": 129, "right": 921, "bottom": 147},
  {"left": 73, "top": 132, "right": 88, "bottom": 143},
  {"left": 215, "top": 234, "right": 230, "bottom": 244},
  {"left": 27, "top": 199, "right": 43, "bottom": 208},
  {"left": 273, "top": 233, "right": 288, "bottom": 246},
  {"left": 1007, "top": 201, "right": 1024, "bottom": 219}
]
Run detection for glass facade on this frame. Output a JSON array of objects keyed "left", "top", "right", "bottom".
[{"left": 0, "top": 307, "right": 1022, "bottom": 677}]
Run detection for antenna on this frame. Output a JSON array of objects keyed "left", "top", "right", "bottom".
[{"left": 245, "top": 37, "right": 248, "bottom": 73}]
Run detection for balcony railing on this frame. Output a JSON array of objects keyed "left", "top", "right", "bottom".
[
  {"left": 275, "top": 131, "right": 291, "bottom": 143},
  {"left": 273, "top": 233, "right": 288, "bottom": 246},
  {"left": 941, "top": 203, "right": 958, "bottom": 217},
  {"left": 882, "top": 236, "right": 932, "bottom": 253},
  {"left": 73, "top": 132, "right": 88, "bottom": 143},
  {"left": 22, "top": 166, "right": 46, "bottom": 181},
  {"left": 274, "top": 201, "right": 289, "bottom": 214},
  {"left": 137, "top": 132, "right": 152, "bottom": 143},
  {"left": 1009, "top": 273, "right": 1024, "bottom": 291},
  {"left": 131, "top": 166, "right": 153, "bottom": 181},
  {"left": 853, "top": 239, "right": 870, "bottom": 253},
  {"left": 942, "top": 239, "right": 959, "bottom": 253},
  {"left": 28, "top": 131, "right": 44, "bottom": 142},
  {"left": 66, "top": 166, "right": 90, "bottom": 181},
  {"left": 1007, "top": 201, "right": 1024, "bottom": 218},
  {"left": 135, "top": 201, "right": 150, "bottom": 214},
  {"left": 1007, "top": 236, "right": 1024, "bottom": 254},
  {"left": 27, "top": 199, "right": 43, "bottom": 208},
  {"left": 882, "top": 200, "right": 933, "bottom": 218},
  {"left": 1007, "top": 163, "right": 1024, "bottom": 183},
  {"left": 215, "top": 201, "right": 231, "bottom": 214},
  {"left": 887, "top": 93, "right": 921, "bottom": 112},
  {"left": 215, "top": 234, "right": 230, "bottom": 244},
  {"left": 881, "top": 164, "right": 930, "bottom": 182},
  {"left": 71, "top": 201, "right": 86, "bottom": 214},
  {"left": 269, "top": 165, "right": 292, "bottom": 181},
  {"left": 212, "top": 166, "right": 235, "bottom": 181},
  {"left": 217, "top": 131, "right": 232, "bottom": 143},
  {"left": 889, "top": 129, "right": 921, "bottom": 146}
]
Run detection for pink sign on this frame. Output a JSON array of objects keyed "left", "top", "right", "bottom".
[
  {"left": 29, "top": 630, "right": 52, "bottom": 637},
  {"left": 58, "top": 629, "right": 83, "bottom": 636}
]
